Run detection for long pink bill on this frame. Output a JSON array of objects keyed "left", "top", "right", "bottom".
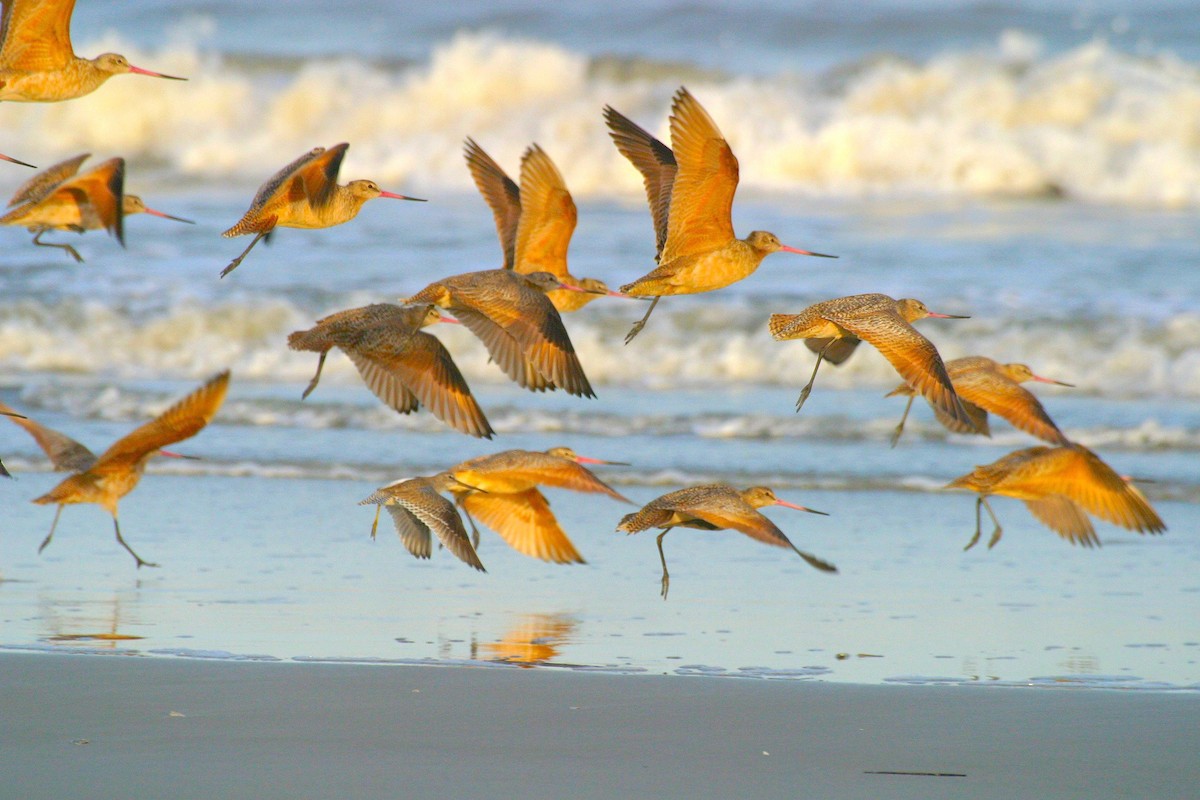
[
  {"left": 378, "top": 190, "right": 427, "bottom": 202},
  {"left": 142, "top": 206, "right": 195, "bottom": 224},
  {"left": 780, "top": 245, "right": 838, "bottom": 259},
  {"left": 437, "top": 314, "right": 461, "bottom": 324},
  {"left": 0, "top": 410, "right": 28, "bottom": 419},
  {"left": 571, "top": 455, "right": 632, "bottom": 466},
  {"left": 1030, "top": 374, "right": 1074, "bottom": 387},
  {"left": 128, "top": 65, "right": 187, "bottom": 81},
  {"left": 926, "top": 311, "right": 970, "bottom": 319},
  {"left": 159, "top": 449, "right": 200, "bottom": 460},
  {"left": 0, "top": 153, "right": 36, "bottom": 168},
  {"left": 774, "top": 499, "right": 829, "bottom": 516}
]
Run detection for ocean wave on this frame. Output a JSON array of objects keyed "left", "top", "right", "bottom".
[
  {"left": 2, "top": 31, "right": 1198, "bottom": 207},
  {"left": 3, "top": 297, "right": 1200, "bottom": 400}
]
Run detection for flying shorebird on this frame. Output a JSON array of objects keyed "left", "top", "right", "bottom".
[
  {"left": 446, "top": 446, "right": 632, "bottom": 564},
  {"left": 617, "top": 483, "right": 837, "bottom": 599},
  {"left": 0, "top": 152, "right": 192, "bottom": 261},
  {"left": 405, "top": 269, "right": 596, "bottom": 398},
  {"left": 32, "top": 370, "right": 230, "bottom": 568},
  {"left": 287, "top": 302, "right": 494, "bottom": 438},
  {"left": 945, "top": 443, "right": 1165, "bottom": 550},
  {"left": 0, "top": 151, "right": 34, "bottom": 167},
  {"left": 1, "top": 153, "right": 123, "bottom": 261},
  {"left": 464, "top": 138, "right": 625, "bottom": 313},
  {"left": 604, "top": 87, "right": 836, "bottom": 343},
  {"left": 887, "top": 356, "right": 1073, "bottom": 447},
  {"left": 220, "top": 142, "right": 425, "bottom": 277},
  {"left": 768, "top": 293, "right": 975, "bottom": 429},
  {"left": 0, "top": 0, "right": 186, "bottom": 102},
  {"left": 359, "top": 472, "right": 486, "bottom": 572}
]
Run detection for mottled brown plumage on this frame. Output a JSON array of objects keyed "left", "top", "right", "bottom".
[
  {"left": 617, "top": 483, "right": 836, "bottom": 598},
  {"left": 946, "top": 444, "right": 1165, "bottom": 549},
  {"left": 1, "top": 154, "right": 124, "bottom": 261},
  {"left": 447, "top": 446, "right": 631, "bottom": 564},
  {"left": 32, "top": 370, "right": 230, "bottom": 568},
  {"left": 405, "top": 269, "right": 595, "bottom": 398},
  {"left": 287, "top": 303, "right": 493, "bottom": 438},
  {"left": 359, "top": 472, "right": 485, "bottom": 572},
  {"left": 604, "top": 88, "right": 835, "bottom": 342},
  {"left": 887, "top": 356, "right": 1073, "bottom": 447},
  {"left": 0, "top": 0, "right": 186, "bottom": 102},
  {"left": 221, "top": 143, "right": 424, "bottom": 277},
  {"left": 769, "top": 293, "right": 975, "bottom": 429}
]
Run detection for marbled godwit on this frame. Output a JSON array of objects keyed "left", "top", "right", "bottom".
[
  {"left": 287, "top": 302, "right": 494, "bottom": 438},
  {"left": 405, "top": 269, "right": 596, "bottom": 397},
  {"left": 446, "top": 446, "right": 631, "bottom": 564},
  {"left": 769, "top": 293, "right": 975, "bottom": 429},
  {"left": 946, "top": 443, "right": 1165, "bottom": 550},
  {"left": 617, "top": 484, "right": 836, "bottom": 599},
  {"left": 0, "top": 151, "right": 33, "bottom": 167},
  {"left": 0, "top": 0, "right": 185, "bottom": 102},
  {"left": 465, "top": 139, "right": 623, "bottom": 313},
  {"left": 0, "top": 399, "right": 97, "bottom": 472},
  {"left": 359, "top": 472, "right": 486, "bottom": 572},
  {"left": 0, "top": 152, "right": 122, "bottom": 261},
  {"left": 221, "top": 143, "right": 425, "bottom": 277},
  {"left": 887, "top": 357, "right": 1073, "bottom": 447},
  {"left": 32, "top": 370, "right": 230, "bottom": 568},
  {"left": 604, "top": 88, "right": 836, "bottom": 343}
]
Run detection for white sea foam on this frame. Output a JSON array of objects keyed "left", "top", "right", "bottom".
[
  {"left": 3, "top": 297, "right": 1200, "bottom": 399},
  {"left": 3, "top": 31, "right": 1199, "bottom": 206}
]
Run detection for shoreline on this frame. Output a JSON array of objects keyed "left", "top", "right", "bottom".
[{"left": 3, "top": 651, "right": 1196, "bottom": 800}]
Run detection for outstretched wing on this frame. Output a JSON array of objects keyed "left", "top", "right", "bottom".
[
  {"left": 7, "top": 153, "right": 89, "bottom": 207},
  {"left": 604, "top": 103, "right": 677, "bottom": 259},
  {"left": 513, "top": 144, "right": 576, "bottom": 279},
  {"left": 0, "top": 400, "right": 96, "bottom": 471},
  {"left": 89, "top": 370, "right": 230, "bottom": 474},
  {"left": 0, "top": 0, "right": 77, "bottom": 71},
  {"left": 461, "top": 489, "right": 585, "bottom": 564},
  {"left": 659, "top": 87, "right": 737, "bottom": 263},
  {"left": 464, "top": 138, "right": 520, "bottom": 269}
]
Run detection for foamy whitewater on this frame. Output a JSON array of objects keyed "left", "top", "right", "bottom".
[{"left": 0, "top": 1, "right": 1196, "bottom": 688}]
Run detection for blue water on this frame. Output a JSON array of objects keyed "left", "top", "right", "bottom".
[{"left": 0, "top": 0, "right": 1196, "bottom": 688}]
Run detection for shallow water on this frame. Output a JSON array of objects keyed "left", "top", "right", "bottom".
[{"left": 1, "top": 1, "right": 1197, "bottom": 688}]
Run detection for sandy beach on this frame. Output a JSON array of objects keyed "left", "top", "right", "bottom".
[{"left": 2, "top": 652, "right": 1196, "bottom": 800}]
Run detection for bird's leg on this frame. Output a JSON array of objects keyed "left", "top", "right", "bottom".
[
  {"left": 963, "top": 497, "right": 984, "bottom": 550},
  {"left": 219, "top": 231, "right": 268, "bottom": 278},
  {"left": 37, "top": 505, "right": 64, "bottom": 554},
  {"left": 795, "top": 345, "right": 829, "bottom": 412},
  {"left": 890, "top": 396, "right": 915, "bottom": 448},
  {"left": 656, "top": 527, "right": 674, "bottom": 600},
  {"left": 369, "top": 505, "right": 382, "bottom": 539},
  {"left": 462, "top": 503, "right": 483, "bottom": 549},
  {"left": 113, "top": 513, "right": 158, "bottom": 569},
  {"left": 301, "top": 351, "right": 328, "bottom": 400},
  {"left": 982, "top": 497, "right": 1004, "bottom": 549},
  {"left": 32, "top": 230, "right": 82, "bottom": 263},
  {"left": 624, "top": 296, "right": 660, "bottom": 345}
]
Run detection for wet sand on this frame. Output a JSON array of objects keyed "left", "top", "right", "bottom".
[{"left": 2, "top": 652, "right": 1195, "bottom": 800}]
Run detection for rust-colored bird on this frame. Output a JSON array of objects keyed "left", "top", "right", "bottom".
[
  {"left": 604, "top": 87, "right": 836, "bottom": 343},
  {"left": 1, "top": 153, "right": 123, "bottom": 261},
  {"left": 0, "top": 151, "right": 34, "bottom": 167},
  {"left": 465, "top": 138, "right": 624, "bottom": 313},
  {"left": 359, "top": 472, "right": 486, "bottom": 572},
  {"left": 287, "top": 302, "right": 494, "bottom": 438},
  {"left": 946, "top": 443, "right": 1165, "bottom": 550},
  {"left": 0, "top": 0, "right": 185, "bottom": 102},
  {"left": 887, "top": 356, "right": 1073, "bottom": 447},
  {"left": 405, "top": 269, "right": 596, "bottom": 397},
  {"left": 221, "top": 143, "right": 425, "bottom": 277},
  {"left": 617, "top": 483, "right": 837, "bottom": 599},
  {"left": 446, "top": 446, "right": 632, "bottom": 564},
  {"left": 0, "top": 398, "right": 98, "bottom": 472},
  {"left": 769, "top": 293, "right": 975, "bottom": 429},
  {"left": 32, "top": 370, "right": 230, "bottom": 568}
]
